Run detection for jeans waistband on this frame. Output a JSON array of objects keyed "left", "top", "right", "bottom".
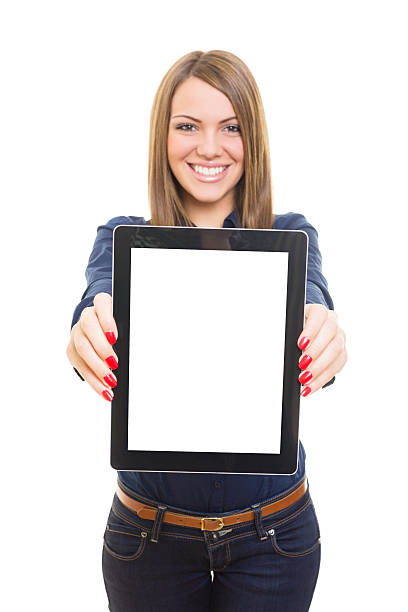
[{"left": 116, "top": 474, "right": 309, "bottom": 519}]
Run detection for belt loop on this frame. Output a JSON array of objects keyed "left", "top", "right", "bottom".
[
  {"left": 150, "top": 504, "right": 168, "bottom": 543},
  {"left": 251, "top": 503, "right": 268, "bottom": 541}
]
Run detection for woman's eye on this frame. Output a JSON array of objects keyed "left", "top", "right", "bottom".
[
  {"left": 175, "top": 123, "right": 196, "bottom": 131},
  {"left": 225, "top": 125, "right": 241, "bottom": 133}
]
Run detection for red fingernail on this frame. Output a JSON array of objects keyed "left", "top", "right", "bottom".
[
  {"left": 105, "top": 331, "right": 116, "bottom": 345},
  {"left": 102, "top": 389, "right": 113, "bottom": 401},
  {"left": 299, "top": 370, "right": 313, "bottom": 384},
  {"left": 299, "top": 354, "right": 312, "bottom": 370},
  {"left": 298, "top": 336, "right": 310, "bottom": 350},
  {"left": 103, "top": 373, "right": 117, "bottom": 388},
  {"left": 106, "top": 355, "right": 118, "bottom": 369},
  {"left": 301, "top": 386, "right": 311, "bottom": 397}
]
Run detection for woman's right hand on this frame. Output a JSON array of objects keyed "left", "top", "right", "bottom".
[{"left": 66, "top": 292, "right": 119, "bottom": 401}]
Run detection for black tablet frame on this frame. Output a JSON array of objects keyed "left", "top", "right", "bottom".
[{"left": 111, "top": 224, "right": 308, "bottom": 475}]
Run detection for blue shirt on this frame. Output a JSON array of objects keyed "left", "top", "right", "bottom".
[{"left": 71, "top": 208, "right": 335, "bottom": 513}]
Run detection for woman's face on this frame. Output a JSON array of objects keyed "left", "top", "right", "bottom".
[{"left": 167, "top": 76, "right": 244, "bottom": 216}]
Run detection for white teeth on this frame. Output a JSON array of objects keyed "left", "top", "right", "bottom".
[{"left": 191, "top": 164, "right": 227, "bottom": 176}]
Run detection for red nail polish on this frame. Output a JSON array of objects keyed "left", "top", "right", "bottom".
[
  {"left": 299, "top": 354, "right": 312, "bottom": 370},
  {"left": 105, "top": 331, "right": 116, "bottom": 345},
  {"left": 102, "top": 389, "right": 113, "bottom": 401},
  {"left": 301, "top": 386, "right": 311, "bottom": 397},
  {"left": 299, "top": 370, "right": 313, "bottom": 384},
  {"left": 103, "top": 373, "right": 117, "bottom": 388},
  {"left": 298, "top": 336, "right": 310, "bottom": 350},
  {"left": 106, "top": 355, "right": 118, "bottom": 369}
]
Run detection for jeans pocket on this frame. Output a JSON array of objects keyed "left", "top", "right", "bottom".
[
  {"left": 269, "top": 499, "right": 321, "bottom": 558},
  {"left": 103, "top": 507, "right": 149, "bottom": 562}
]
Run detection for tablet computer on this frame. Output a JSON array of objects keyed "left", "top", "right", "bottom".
[{"left": 111, "top": 224, "right": 308, "bottom": 475}]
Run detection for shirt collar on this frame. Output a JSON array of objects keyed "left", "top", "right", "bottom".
[
  {"left": 146, "top": 209, "right": 238, "bottom": 227},
  {"left": 190, "top": 208, "right": 238, "bottom": 228},
  {"left": 223, "top": 208, "right": 238, "bottom": 227}
]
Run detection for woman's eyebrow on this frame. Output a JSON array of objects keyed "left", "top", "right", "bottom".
[{"left": 171, "top": 114, "right": 238, "bottom": 123}]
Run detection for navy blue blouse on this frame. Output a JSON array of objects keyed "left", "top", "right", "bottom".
[{"left": 71, "top": 208, "right": 335, "bottom": 513}]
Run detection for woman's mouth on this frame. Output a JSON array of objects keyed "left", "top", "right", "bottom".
[{"left": 186, "top": 162, "right": 230, "bottom": 182}]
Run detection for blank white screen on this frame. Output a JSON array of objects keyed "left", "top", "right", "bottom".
[{"left": 128, "top": 247, "right": 288, "bottom": 454}]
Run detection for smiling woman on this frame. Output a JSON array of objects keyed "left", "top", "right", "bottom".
[
  {"left": 67, "top": 49, "right": 347, "bottom": 612},
  {"left": 147, "top": 50, "right": 275, "bottom": 230},
  {"left": 166, "top": 77, "right": 245, "bottom": 227}
]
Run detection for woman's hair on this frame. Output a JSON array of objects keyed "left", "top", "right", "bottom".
[{"left": 148, "top": 49, "right": 275, "bottom": 229}]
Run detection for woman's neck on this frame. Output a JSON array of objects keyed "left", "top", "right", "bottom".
[{"left": 182, "top": 194, "right": 235, "bottom": 228}]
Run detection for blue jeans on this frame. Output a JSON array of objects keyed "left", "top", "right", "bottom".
[{"left": 102, "top": 476, "right": 321, "bottom": 611}]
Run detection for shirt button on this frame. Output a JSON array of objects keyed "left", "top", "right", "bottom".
[{"left": 214, "top": 481, "right": 222, "bottom": 489}]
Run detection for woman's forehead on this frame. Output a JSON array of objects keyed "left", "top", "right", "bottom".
[{"left": 171, "top": 77, "right": 235, "bottom": 119}]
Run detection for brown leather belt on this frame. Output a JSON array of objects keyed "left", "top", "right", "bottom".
[{"left": 116, "top": 476, "right": 308, "bottom": 532}]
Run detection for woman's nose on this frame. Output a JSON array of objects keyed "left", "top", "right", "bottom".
[{"left": 196, "top": 131, "right": 223, "bottom": 159}]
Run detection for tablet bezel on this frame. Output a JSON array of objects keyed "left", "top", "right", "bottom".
[{"left": 111, "top": 224, "right": 308, "bottom": 475}]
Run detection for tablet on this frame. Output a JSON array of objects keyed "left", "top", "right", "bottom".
[{"left": 111, "top": 224, "right": 308, "bottom": 475}]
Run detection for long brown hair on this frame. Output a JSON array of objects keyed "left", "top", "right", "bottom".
[{"left": 148, "top": 50, "right": 275, "bottom": 229}]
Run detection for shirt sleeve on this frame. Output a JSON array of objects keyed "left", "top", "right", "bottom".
[
  {"left": 284, "top": 213, "right": 336, "bottom": 389},
  {"left": 70, "top": 215, "right": 145, "bottom": 380},
  {"left": 288, "top": 214, "right": 334, "bottom": 311}
]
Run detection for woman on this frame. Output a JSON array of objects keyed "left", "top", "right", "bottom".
[{"left": 66, "top": 50, "right": 347, "bottom": 611}]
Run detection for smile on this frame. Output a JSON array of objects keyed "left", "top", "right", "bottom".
[{"left": 186, "top": 162, "right": 230, "bottom": 182}]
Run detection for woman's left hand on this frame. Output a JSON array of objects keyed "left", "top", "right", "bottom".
[{"left": 297, "top": 304, "right": 347, "bottom": 397}]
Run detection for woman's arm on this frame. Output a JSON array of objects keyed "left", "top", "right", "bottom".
[
  {"left": 69, "top": 215, "right": 145, "bottom": 380},
  {"left": 71, "top": 216, "right": 145, "bottom": 329},
  {"left": 298, "top": 214, "right": 336, "bottom": 389},
  {"left": 283, "top": 213, "right": 346, "bottom": 395}
]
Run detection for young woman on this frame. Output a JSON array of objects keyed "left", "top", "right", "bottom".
[{"left": 66, "top": 50, "right": 347, "bottom": 611}]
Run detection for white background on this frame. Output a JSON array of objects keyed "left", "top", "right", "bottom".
[{"left": 1, "top": 1, "right": 406, "bottom": 610}]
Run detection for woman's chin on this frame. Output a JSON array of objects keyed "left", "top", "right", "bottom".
[{"left": 182, "top": 183, "right": 232, "bottom": 204}]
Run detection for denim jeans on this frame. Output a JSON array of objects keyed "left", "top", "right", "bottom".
[{"left": 102, "top": 476, "right": 321, "bottom": 611}]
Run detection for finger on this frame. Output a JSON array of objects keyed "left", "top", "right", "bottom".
[
  {"left": 69, "top": 348, "right": 116, "bottom": 401},
  {"left": 93, "top": 292, "right": 118, "bottom": 345},
  {"left": 298, "top": 309, "right": 338, "bottom": 366},
  {"left": 74, "top": 314, "right": 119, "bottom": 384},
  {"left": 297, "top": 304, "right": 329, "bottom": 352},
  {"left": 298, "top": 331, "right": 345, "bottom": 388},
  {"left": 79, "top": 306, "right": 119, "bottom": 371},
  {"left": 301, "top": 346, "right": 347, "bottom": 397}
]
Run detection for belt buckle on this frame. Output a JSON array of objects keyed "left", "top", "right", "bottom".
[{"left": 201, "top": 517, "right": 224, "bottom": 531}]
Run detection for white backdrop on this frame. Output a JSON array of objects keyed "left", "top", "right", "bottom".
[{"left": 1, "top": 1, "right": 407, "bottom": 610}]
